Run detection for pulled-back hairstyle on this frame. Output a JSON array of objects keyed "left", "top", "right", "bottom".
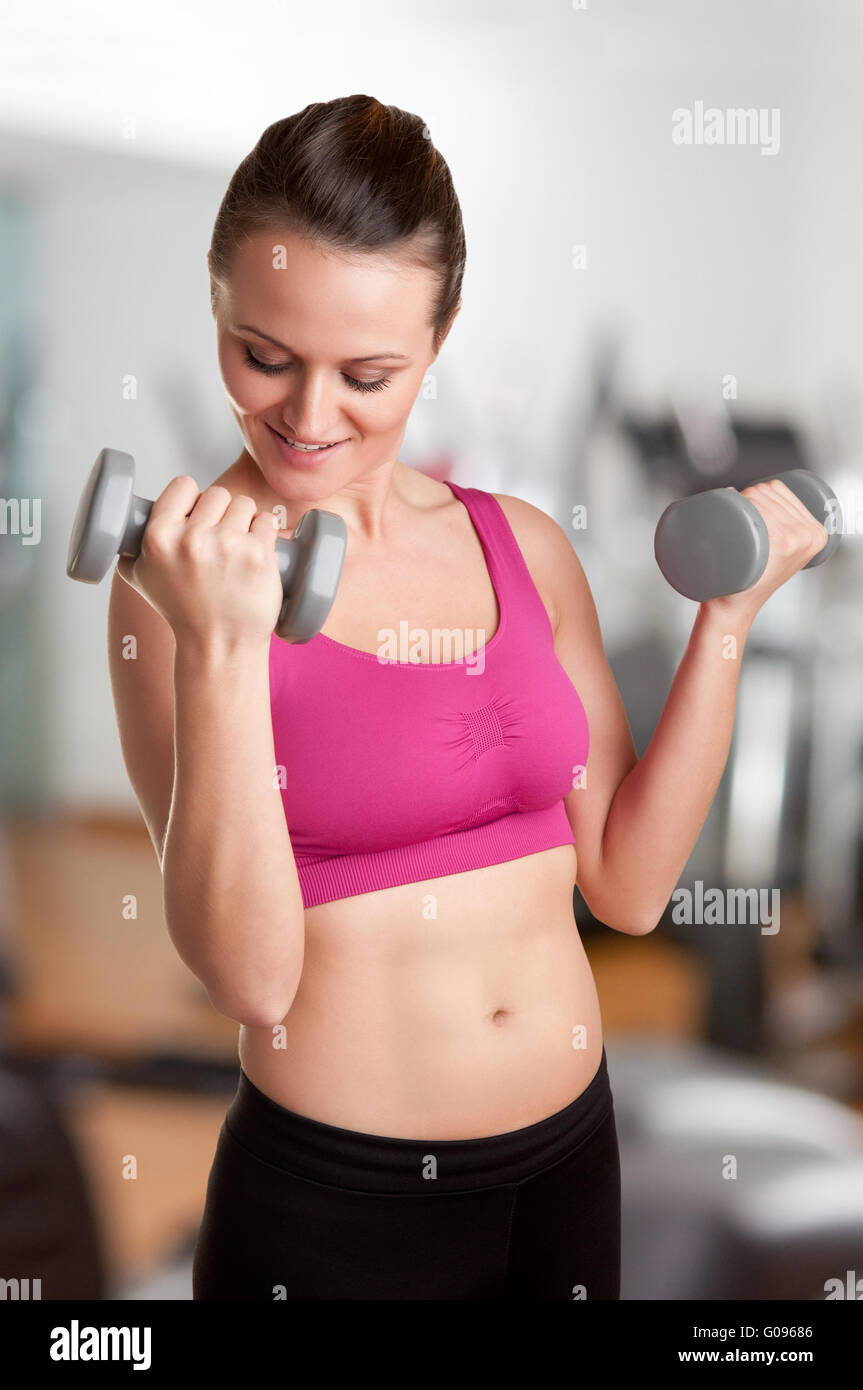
[{"left": 208, "top": 95, "right": 466, "bottom": 355}]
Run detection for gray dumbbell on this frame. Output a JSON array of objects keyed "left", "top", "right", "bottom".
[
  {"left": 654, "top": 468, "right": 842, "bottom": 602},
  {"left": 67, "top": 448, "right": 347, "bottom": 643}
]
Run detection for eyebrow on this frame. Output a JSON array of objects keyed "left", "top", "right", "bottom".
[{"left": 235, "top": 324, "right": 411, "bottom": 363}]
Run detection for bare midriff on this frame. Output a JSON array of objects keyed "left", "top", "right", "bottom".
[{"left": 238, "top": 842, "right": 604, "bottom": 1139}]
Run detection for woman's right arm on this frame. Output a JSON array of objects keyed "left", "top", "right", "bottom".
[{"left": 106, "top": 483, "right": 305, "bottom": 1027}]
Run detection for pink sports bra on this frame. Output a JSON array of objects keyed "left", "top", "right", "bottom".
[{"left": 268, "top": 480, "right": 590, "bottom": 908}]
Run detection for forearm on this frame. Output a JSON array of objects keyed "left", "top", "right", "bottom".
[
  {"left": 163, "top": 637, "right": 304, "bottom": 1024},
  {"left": 598, "top": 603, "right": 753, "bottom": 931}
]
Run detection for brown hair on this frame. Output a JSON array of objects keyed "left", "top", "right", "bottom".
[{"left": 208, "top": 95, "right": 465, "bottom": 356}]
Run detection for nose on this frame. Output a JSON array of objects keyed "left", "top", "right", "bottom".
[{"left": 278, "top": 370, "right": 343, "bottom": 441}]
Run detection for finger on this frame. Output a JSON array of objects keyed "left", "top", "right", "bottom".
[
  {"left": 744, "top": 485, "right": 824, "bottom": 561},
  {"left": 741, "top": 483, "right": 800, "bottom": 530},
  {"left": 218, "top": 494, "right": 259, "bottom": 531},
  {"left": 758, "top": 480, "right": 812, "bottom": 523},
  {"left": 148, "top": 475, "right": 201, "bottom": 525},
  {"left": 186, "top": 484, "right": 234, "bottom": 529},
  {"left": 761, "top": 482, "right": 829, "bottom": 548},
  {"left": 250, "top": 508, "right": 282, "bottom": 545}
]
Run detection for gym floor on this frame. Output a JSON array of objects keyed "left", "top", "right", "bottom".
[{"left": 5, "top": 812, "right": 863, "bottom": 1296}]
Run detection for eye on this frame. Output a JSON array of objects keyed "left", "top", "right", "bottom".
[
  {"left": 344, "top": 374, "right": 391, "bottom": 394},
  {"left": 243, "top": 346, "right": 284, "bottom": 376},
  {"left": 243, "top": 346, "right": 391, "bottom": 394}
]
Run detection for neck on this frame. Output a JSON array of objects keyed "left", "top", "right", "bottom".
[{"left": 229, "top": 447, "right": 423, "bottom": 544}]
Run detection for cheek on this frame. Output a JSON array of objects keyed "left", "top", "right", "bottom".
[
  {"left": 362, "top": 382, "right": 415, "bottom": 433},
  {"left": 219, "top": 354, "right": 272, "bottom": 417}
]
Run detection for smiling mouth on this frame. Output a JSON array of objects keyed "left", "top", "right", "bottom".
[{"left": 270, "top": 425, "right": 346, "bottom": 451}]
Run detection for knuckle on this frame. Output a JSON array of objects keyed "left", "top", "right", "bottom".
[
  {"left": 140, "top": 524, "right": 168, "bottom": 559},
  {"left": 178, "top": 527, "right": 208, "bottom": 560},
  {"left": 252, "top": 513, "right": 278, "bottom": 540},
  {"left": 808, "top": 526, "right": 827, "bottom": 554},
  {"left": 778, "top": 525, "right": 806, "bottom": 554},
  {"left": 213, "top": 529, "right": 241, "bottom": 558}
]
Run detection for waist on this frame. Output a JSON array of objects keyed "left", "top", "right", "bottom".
[
  {"left": 225, "top": 1045, "right": 612, "bottom": 1194},
  {"left": 238, "top": 851, "right": 601, "bottom": 1138}
]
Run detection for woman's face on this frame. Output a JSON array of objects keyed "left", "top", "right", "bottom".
[{"left": 213, "top": 228, "right": 453, "bottom": 501}]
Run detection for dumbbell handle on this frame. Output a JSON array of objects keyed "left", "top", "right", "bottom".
[{"left": 119, "top": 494, "right": 300, "bottom": 589}]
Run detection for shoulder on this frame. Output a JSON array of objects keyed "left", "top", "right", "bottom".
[{"left": 490, "top": 491, "right": 590, "bottom": 636}]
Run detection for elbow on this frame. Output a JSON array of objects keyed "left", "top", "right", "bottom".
[
  {"left": 626, "top": 896, "right": 669, "bottom": 934},
  {"left": 629, "top": 913, "right": 662, "bottom": 936},
  {"left": 616, "top": 899, "right": 665, "bottom": 934},
  {"left": 610, "top": 913, "right": 661, "bottom": 937},
  {"left": 206, "top": 986, "right": 297, "bottom": 1028},
  {"left": 581, "top": 888, "right": 664, "bottom": 936},
  {"left": 204, "top": 969, "right": 301, "bottom": 1027}
]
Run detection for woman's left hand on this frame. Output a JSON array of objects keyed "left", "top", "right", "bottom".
[{"left": 699, "top": 478, "right": 830, "bottom": 628}]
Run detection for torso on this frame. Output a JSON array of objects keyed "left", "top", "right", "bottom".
[{"left": 223, "top": 457, "right": 603, "bottom": 1140}]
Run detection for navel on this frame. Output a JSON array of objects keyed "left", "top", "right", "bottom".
[{"left": 490, "top": 1009, "right": 511, "bottom": 1026}]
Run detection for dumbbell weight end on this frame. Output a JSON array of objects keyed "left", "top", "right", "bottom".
[{"left": 653, "top": 486, "right": 769, "bottom": 601}]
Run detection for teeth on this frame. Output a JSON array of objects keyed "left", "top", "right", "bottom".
[{"left": 279, "top": 433, "right": 332, "bottom": 451}]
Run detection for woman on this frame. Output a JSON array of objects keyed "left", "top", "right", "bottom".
[{"left": 108, "top": 95, "right": 828, "bottom": 1301}]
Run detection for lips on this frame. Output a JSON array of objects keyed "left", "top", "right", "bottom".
[
  {"left": 266, "top": 421, "right": 348, "bottom": 466},
  {"left": 273, "top": 428, "right": 342, "bottom": 448}
]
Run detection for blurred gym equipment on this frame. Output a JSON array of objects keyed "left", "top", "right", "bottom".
[{"left": 609, "top": 1036, "right": 863, "bottom": 1300}]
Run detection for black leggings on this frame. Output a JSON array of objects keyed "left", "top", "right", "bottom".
[{"left": 192, "top": 1045, "right": 621, "bottom": 1301}]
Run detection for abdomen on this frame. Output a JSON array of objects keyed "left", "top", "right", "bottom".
[{"left": 238, "top": 843, "right": 604, "bottom": 1140}]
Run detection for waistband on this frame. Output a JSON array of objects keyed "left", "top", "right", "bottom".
[{"left": 224, "top": 1045, "right": 612, "bottom": 1194}]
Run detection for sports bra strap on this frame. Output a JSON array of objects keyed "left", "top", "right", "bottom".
[{"left": 445, "top": 480, "right": 555, "bottom": 642}]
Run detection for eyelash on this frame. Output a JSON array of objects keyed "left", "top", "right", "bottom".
[{"left": 243, "top": 346, "right": 391, "bottom": 393}]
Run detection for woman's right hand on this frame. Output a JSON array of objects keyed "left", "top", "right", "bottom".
[{"left": 115, "top": 477, "right": 285, "bottom": 647}]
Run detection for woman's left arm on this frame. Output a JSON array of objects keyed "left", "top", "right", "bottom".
[
  {"left": 586, "top": 479, "right": 830, "bottom": 931},
  {"left": 582, "top": 599, "right": 754, "bottom": 933},
  {"left": 497, "top": 480, "right": 830, "bottom": 935}
]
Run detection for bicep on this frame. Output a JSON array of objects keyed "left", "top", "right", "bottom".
[
  {"left": 107, "top": 569, "right": 176, "bottom": 864},
  {"left": 551, "top": 536, "right": 638, "bottom": 918}
]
